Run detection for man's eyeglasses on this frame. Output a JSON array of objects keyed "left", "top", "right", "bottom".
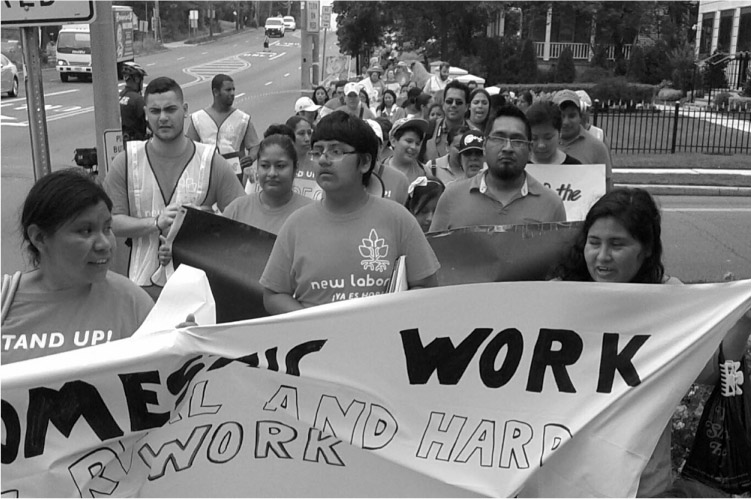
[
  {"left": 444, "top": 99, "right": 465, "bottom": 106},
  {"left": 307, "top": 147, "right": 359, "bottom": 162},
  {"left": 486, "top": 136, "right": 531, "bottom": 149}
]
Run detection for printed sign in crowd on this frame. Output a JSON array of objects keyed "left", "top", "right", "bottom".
[
  {"left": 3, "top": 269, "right": 751, "bottom": 497},
  {"left": 526, "top": 163, "right": 606, "bottom": 221}
]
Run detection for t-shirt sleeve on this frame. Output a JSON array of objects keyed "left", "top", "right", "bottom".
[
  {"left": 222, "top": 197, "right": 241, "bottom": 221},
  {"left": 103, "top": 151, "right": 129, "bottom": 216},
  {"left": 401, "top": 211, "right": 440, "bottom": 282},
  {"left": 210, "top": 154, "right": 245, "bottom": 211},
  {"left": 259, "top": 220, "right": 296, "bottom": 295},
  {"left": 428, "top": 188, "right": 452, "bottom": 232}
]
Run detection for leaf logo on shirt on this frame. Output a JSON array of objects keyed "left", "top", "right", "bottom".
[{"left": 359, "top": 229, "right": 389, "bottom": 272}]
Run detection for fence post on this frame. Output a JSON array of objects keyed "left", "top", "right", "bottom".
[
  {"left": 670, "top": 103, "right": 680, "bottom": 154},
  {"left": 592, "top": 100, "right": 599, "bottom": 127}
]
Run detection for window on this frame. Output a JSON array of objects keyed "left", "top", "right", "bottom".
[
  {"left": 738, "top": 7, "right": 751, "bottom": 52},
  {"left": 699, "top": 12, "right": 714, "bottom": 57},
  {"left": 56, "top": 32, "right": 91, "bottom": 53},
  {"left": 717, "top": 9, "right": 734, "bottom": 53}
]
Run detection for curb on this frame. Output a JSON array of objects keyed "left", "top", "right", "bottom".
[{"left": 615, "top": 184, "right": 751, "bottom": 197}]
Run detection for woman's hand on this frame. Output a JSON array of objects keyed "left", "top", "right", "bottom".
[{"left": 175, "top": 313, "right": 197, "bottom": 328}]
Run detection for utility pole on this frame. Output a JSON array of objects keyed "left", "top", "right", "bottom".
[
  {"left": 154, "top": 0, "right": 160, "bottom": 43},
  {"left": 20, "top": 27, "right": 51, "bottom": 179}
]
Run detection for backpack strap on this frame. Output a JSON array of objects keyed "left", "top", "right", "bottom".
[{"left": 1, "top": 271, "right": 22, "bottom": 325}]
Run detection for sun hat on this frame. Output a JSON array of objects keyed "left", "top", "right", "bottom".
[{"left": 367, "top": 64, "right": 383, "bottom": 74}]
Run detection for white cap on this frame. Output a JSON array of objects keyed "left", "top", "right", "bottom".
[
  {"left": 343, "top": 82, "right": 362, "bottom": 96},
  {"left": 294, "top": 96, "right": 321, "bottom": 113},
  {"left": 575, "top": 90, "right": 592, "bottom": 111},
  {"left": 365, "top": 119, "right": 383, "bottom": 143}
]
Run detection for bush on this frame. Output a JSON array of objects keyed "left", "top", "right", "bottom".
[
  {"left": 657, "top": 88, "right": 683, "bottom": 101},
  {"left": 579, "top": 66, "right": 611, "bottom": 83},
  {"left": 713, "top": 91, "right": 731, "bottom": 108},
  {"left": 744, "top": 75, "right": 751, "bottom": 98},
  {"left": 703, "top": 50, "right": 730, "bottom": 90},
  {"left": 627, "top": 45, "right": 647, "bottom": 81},
  {"left": 669, "top": 43, "right": 698, "bottom": 95},
  {"left": 642, "top": 41, "right": 672, "bottom": 84},
  {"left": 555, "top": 47, "right": 576, "bottom": 83},
  {"left": 590, "top": 76, "right": 657, "bottom": 106}
]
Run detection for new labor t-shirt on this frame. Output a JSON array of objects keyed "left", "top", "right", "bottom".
[{"left": 260, "top": 196, "right": 440, "bottom": 307}]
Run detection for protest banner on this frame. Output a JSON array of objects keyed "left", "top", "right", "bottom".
[
  {"left": 525, "top": 164, "right": 606, "bottom": 221},
  {"left": 168, "top": 208, "right": 582, "bottom": 320},
  {"left": 3, "top": 267, "right": 750, "bottom": 497}
]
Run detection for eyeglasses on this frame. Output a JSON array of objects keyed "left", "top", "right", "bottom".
[
  {"left": 307, "top": 147, "right": 359, "bottom": 162},
  {"left": 444, "top": 99, "right": 465, "bottom": 106},
  {"left": 486, "top": 136, "right": 531, "bottom": 149}
]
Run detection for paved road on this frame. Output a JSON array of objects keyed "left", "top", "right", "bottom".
[{"left": 2, "top": 30, "right": 749, "bottom": 285}]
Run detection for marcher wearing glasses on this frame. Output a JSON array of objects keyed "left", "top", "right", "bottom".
[
  {"left": 422, "top": 80, "right": 471, "bottom": 164},
  {"left": 260, "top": 111, "right": 440, "bottom": 314},
  {"left": 429, "top": 105, "right": 566, "bottom": 232}
]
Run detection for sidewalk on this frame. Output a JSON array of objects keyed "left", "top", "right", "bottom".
[{"left": 613, "top": 168, "right": 751, "bottom": 196}]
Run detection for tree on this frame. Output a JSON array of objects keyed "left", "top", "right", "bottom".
[
  {"left": 627, "top": 45, "right": 647, "bottom": 82},
  {"left": 333, "top": 1, "right": 392, "bottom": 67},
  {"left": 518, "top": 38, "right": 538, "bottom": 83},
  {"left": 555, "top": 47, "right": 576, "bottom": 83}
]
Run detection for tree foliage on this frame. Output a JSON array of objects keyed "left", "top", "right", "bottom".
[
  {"left": 518, "top": 38, "right": 538, "bottom": 83},
  {"left": 555, "top": 47, "right": 576, "bottom": 83}
]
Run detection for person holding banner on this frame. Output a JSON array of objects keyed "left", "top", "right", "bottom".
[
  {"left": 260, "top": 111, "right": 440, "bottom": 314},
  {"left": 552, "top": 188, "right": 751, "bottom": 497},
  {"left": 429, "top": 105, "right": 566, "bottom": 232},
  {"left": 185, "top": 74, "right": 261, "bottom": 183},
  {"left": 104, "top": 77, "right": 244, "bottom": 299},
  {"left": 526, "top": 100, "right": 582, "bottom": 165},
  {"left": 223, "top": 133, "right": 312, "bottom": 235},
  {"left": 2, "top": 169, "right": 153, "bottom": 364}
]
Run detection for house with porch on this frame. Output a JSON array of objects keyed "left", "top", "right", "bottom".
[{"left": 695, "top": 0, "right": 751, "bottom": 89}]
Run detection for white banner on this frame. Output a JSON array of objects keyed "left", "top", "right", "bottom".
[
  {"left": 526, "top": 164, "right": 606, "bottom": 221},
  {"left": 3, "top": 273, "right": 750, "bottom": 497}
]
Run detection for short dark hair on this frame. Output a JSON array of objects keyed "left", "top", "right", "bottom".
[
  {"left": 487, "top": 104, "right": 532, "bottom": 140},
  {"left": 334, "top": 80, "right": 347, "bottom": 90},
  {"left": 553, "top": 188, "right": 664, "bottom": 284},
  {"left": 285, "top": 115, "right": 313, "bottom": 134},
  {"left": 526, "top": 101, "right": 562, "bottom": 131},
  {"left": 373, "top": 117, "right": 393, "bottom": 140},
  {"left": 443, "top": 80, "right": 470, "bottom": 104},
  {"left": 311, "top": 111, "right": 378, "bottom": 186},
  {"left": 211, "top": 74, "right": 233, "bottom": 93},
  {"left": 144, "top": 76, "right": 183, "bottom": 103},
  {"left": 21, "top": 168, "right": 112, "bottom": 266},
  {"left": 439, "top": 61, "right": 450, "bottom": 71},
  {"left": 258, "top": 133, "right": 298, "bottom": 170},
  {"left": 447, "top": 125, "right": 470, "bottom": 145},
  {"left": 264, "top": 123, "right": 295, "bottom": 141}
]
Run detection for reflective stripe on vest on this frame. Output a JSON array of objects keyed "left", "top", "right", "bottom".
[
  {"left": 126, "top": 141, "right": 213, "bottom": 286},
  {"left": 191, "top": 109, "right": 250, "bottom": 174}
]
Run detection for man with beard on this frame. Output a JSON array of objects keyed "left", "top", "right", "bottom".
[
  {"left": 429, "top": 105, "right": 565, "bottom": 232},
  {"left": 186, "top": 74, "right": 260, "bottom": 182},
  {"left": 104, "top": 77, "right": 244, "bottom": 298}
]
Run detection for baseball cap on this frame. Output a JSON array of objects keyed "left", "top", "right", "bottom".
[
  {"left": 575, "top": 90, "right": 592, "bottom": 111},
  {"left": 458, "top": 130, "right": 485, "bottom": 154},
  {"left": 553, "top": 89, "right": 581, "bottom": 109},
  {"left": 389, "top": 117, "right": 429, "bottom": 140},
  {"left": 294, "top": 96, "right": 321, "bottom": 113},
  {"left": 365, "top": 119, "right": 384, "bottom": 143},
  {"left": 343, "top": 82, "right": 362, "bottom": 96}
]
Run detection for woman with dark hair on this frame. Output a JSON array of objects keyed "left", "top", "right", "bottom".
[
  {"left": 312, "top": 86, "right": 329, "bottom": 106},
  {"left": 526, "top": 101, "right": 582, "bottom": 165},
  {"left": 376, "top": 89, "right": 405, "bottom": 123},
  {"left": 359, "top": 88, "right": 371, "bottom": 113},
  {"left": 1, "top": 169, "right": 153, "bottom": 364},
  {"left": 552, "top": 188, "right": 750, "bottom": 497},
  {"left": 467, "top": 88, "right": 491, "bottom": 133},
  {"left": 224, "top": 133, "right": 311, "bottom": 235}
]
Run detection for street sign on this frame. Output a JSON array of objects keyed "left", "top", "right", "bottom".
[
  {"left": 321, "top": 5, "right": 332, "bottom": 29},
  {"left": 102, "top": 129, "right": 124, "bottom": 173},
  {"left": 306, "top": 1, "right": 320, "bottom": 33},
  {"left": 1, "top": 1, "right": 96, "bottom": 27}
]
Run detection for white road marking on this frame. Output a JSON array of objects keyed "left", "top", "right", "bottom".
[
  {"left": 0, "top": 114, "right": 17, "bottom": 120},
  {"left": 59, "top": 106, "right": 82, "bottom": 112},
  {"left": 615, "top": 168, "right": 751, "bottom": 176},
  {"left": 201, "top": 51, "right": 208, "bottom": 55},
  {"left": 146, "top": 62, "right": 156, "bottom": 66},
  {"left": 177, "top": 57, "right": 185, "bottom": 61},
  {"left": 235, "top": 93, "right": 245, "bottom": 98},
  {"left": 283, "top": 73, "right": 290, "bottom": 77},
  {"left": 269, "top": 51, "right": 286, "bottom": 61},
  {"left": 265, "top": 81, "right": 273, "bottom": 86},
  {"left": 663, "top": 208, "right": 751, "bottom": 212}
]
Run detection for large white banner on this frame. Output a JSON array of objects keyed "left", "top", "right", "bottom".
[
  {"left": 526, "top": 164, "right": 606, "bottom": 221},
  {"left": 3, "top": 275, "right": 750, "bottom": 497}
]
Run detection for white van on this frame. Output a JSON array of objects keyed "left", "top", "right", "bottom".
[{"left": 264, "top": 17, "right": 285, "bottom": 38}]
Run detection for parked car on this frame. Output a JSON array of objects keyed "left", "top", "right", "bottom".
[
  {"left": 282, "top": 16, "right": 296, "bottom": 31},
  {"left": 1, "top": 53, "right": 19, "bottom": 97},
  {"left": 265, "top": 17, "right": 285, "bottom": 38}
]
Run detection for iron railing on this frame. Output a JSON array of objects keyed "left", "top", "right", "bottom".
[{"left": 592, "top": 103, "right": 751, "bottom": 154}]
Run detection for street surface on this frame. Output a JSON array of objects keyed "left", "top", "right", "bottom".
[{"left": 2, "top": 29, "right": 750, "bottom": 283}]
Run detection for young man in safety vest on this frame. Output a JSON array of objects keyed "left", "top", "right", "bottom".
[
  {"left": 104, "top": 76, "right": 244, "bottom": 298},
  {"left": 186, "top": 74, "right": 261, "bottom": 183}
]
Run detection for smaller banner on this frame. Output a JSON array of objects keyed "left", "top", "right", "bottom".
[{"left": 525, "top": 164, "right": 606, "bottom": 221}]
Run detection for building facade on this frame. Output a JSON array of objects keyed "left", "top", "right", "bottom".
[{"left": 695, "top": 0, "right": 751, "bottom": 89}]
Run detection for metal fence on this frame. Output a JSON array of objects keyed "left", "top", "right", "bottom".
[{"left": 591, "top": 103, "right": 751, "bottom": 154}]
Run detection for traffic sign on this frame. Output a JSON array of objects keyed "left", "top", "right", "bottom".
[
  {"left": 1, "top": 1, "right": 96, "bottom": 27},
  {"left": 306, "top": 1, "right": 320, "bottom": 33},
  {"left": 321, "top": 5, "right": 332, "bottom": 29}
]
